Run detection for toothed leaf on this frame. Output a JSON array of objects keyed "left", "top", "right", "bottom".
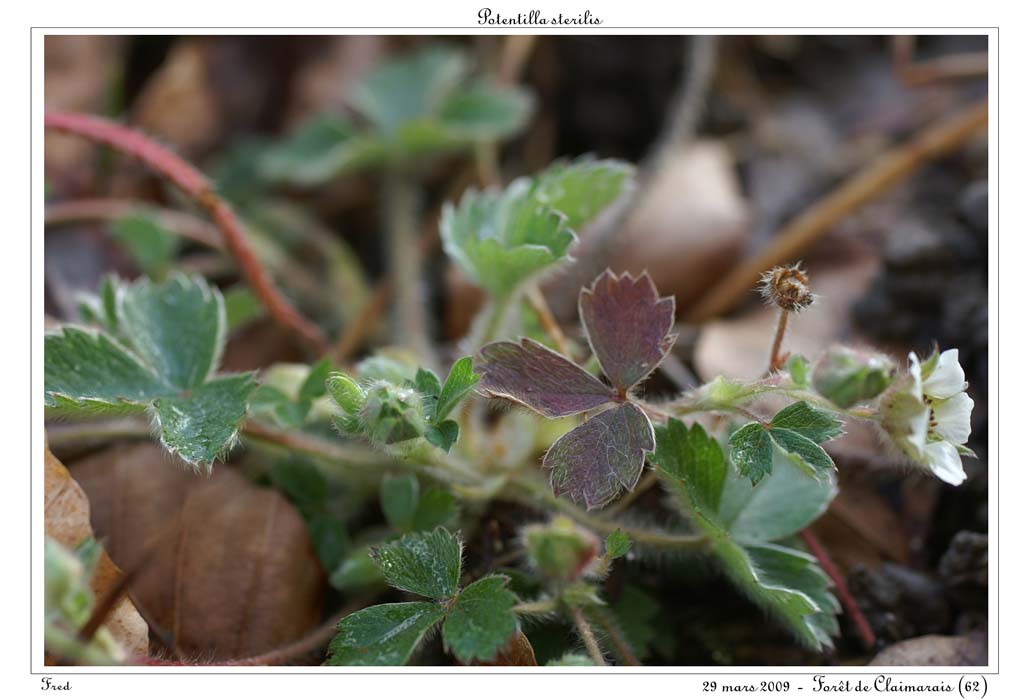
[
  {"left": 728, "top": 422, "right": 774, "bottom": 485},
  {"left": 434, "top": 356, "right": 480, "bottom": 422},
  {"left": 327, "top": 601, "right": 446, "bottom": 666},
  {"left": 476, "top": 339, "right": 614, "bottom": 418},
  {"left": 152, "top": 373, "right": 256, "bottom": 467},
  {"left": 770, "top": 402, "right": 843, "bottom": 443},
  {"left": 579, "top": 270, "right": 676, "bottom": 392},
  {"left": 442, "top": 575, "right": 518, "bottom": 663},
  {"left": 545, "top": 403, "right": 655, "bottom": 510},
  {"left": 531, "top": 158, "right": 634, "bottom": 231},
  {"left": 370, "top": 528, "right": 462, "bottom": 600}
]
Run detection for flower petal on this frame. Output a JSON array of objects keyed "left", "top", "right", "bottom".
[
  {"left": 932, "top": 392, "right": 974, "bottom": 446},
  {"left": 906, "top": 352, "right": 924, "bottom": 400},
  {"left": 923, "top": 349, "right": 965, "bottom": 399},
  {"left": 906, "top": 404, "right": 931, "bottom": 453},
  {"left": 922, "top": 440, "right": 967, "bottom": 486}
]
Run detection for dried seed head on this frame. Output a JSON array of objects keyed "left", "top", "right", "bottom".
[{"left": 760, "top": 264, "right": 814, "bottom": 312}]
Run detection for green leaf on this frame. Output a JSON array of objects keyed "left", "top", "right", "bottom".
[
  {"left": 530, "top": 158, "right": 634, "bottom": 230},
  {"left": 605, "top": 530, "right": 632, "bottom": 560},
  {"left": 652, "top": 419, "right": 726, "bottom": 518},
  {"left": 437, "top": 84, "right": 532, "bottom": 141},
  {"left": 425, "top": 420, "right": 460, "bottom": 453},
  {"left": 441, "top": 182, "right": 575, "bottom": 298},
  {"left": 351, "top": 45, "right": 469, "bottom": 134},
  {"left": 768, "top": 428, "right": 836, "bottom": 477},
  {"left": 111, "top": 215, "right": 179, "bottom": 278},
  {"left": 770, "top": 402, "right": 843, "bottom": 443},
  {"left": 119, "top": 274, "right": 225, "bottom": 390},
  {"left": 45, "top": 327, "right": 171, "bottom": 410},
  {"left": 381, "top": 474, "right": 420, "bottom": 532},
  {"left": 727, "top": 422, "right": 774, "bottom": 485},
  {"left": 330, "top": 550, "right": 383, "bottom": 592},
  {"left": 370, "top": 527, "right": 462, "bottom": 600},
  {"left": 434, "top": 357, "right": 480, "bottom": 422},
  {"left": 412, "top": 489, "right": 458, "bottom": 531},
  {"left": 787, "top": 355, "right": 809, "bottom": 386},
  {"left": 222, "top": 286, "right": 264, "bottom": 331},
  {"left": 414, "top": 368, "right": 442, "bottom": 417},
  {"left": 152, "top": 373, "right": 256, "bottom": 467},
  {"left": 717, "top": 452, "right": 837, "bottom": 542},
  {"left": 442, "top": 575, "right": 518, "bottom": 663},
  {"left": 327, "top": 601, "right": 446, "bottom": 666},
  {"left": 260, "top": 116, "right": 386, "bottom": 185},
  {"left": 307, "top": 513, "right": 349, "bottom": 573},
  {"left": 299, "top": 358, "right": 333, "bottom": 401}
]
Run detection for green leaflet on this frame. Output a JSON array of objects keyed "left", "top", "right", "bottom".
[
  {"left": 326, "top": 602, "right": 446, "bottom": 666},
  {"left": 604, "top": 530, "right": 633, "bottom": 560},
  {"left": 110, "top": 215, "right": 180, "bottom": 278},
  {"left": 44, "top": 274, "right": 257, "bottom": 468},
  {"left": 728, "top": 402, "right": 842, "bottom": 484},
  {"left": 441, "top": 159, "right": 633, "bottom": 298},
  {"left": 434, "top": 357, "right": 480, "bottom": 422},
  {"left": 654, "top": 419, "right": 840, "bottom": 651},
  {"left": 380, "top": 474, "right": 420, "bottom": 532},
  {"left": 442, "top": 575, "right": 518, "bottom": 663},
  {"left": 370, "top": 528, "right": 462, "bottom": 600}
]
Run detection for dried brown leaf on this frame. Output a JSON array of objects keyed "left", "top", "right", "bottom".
[
  {"left": 44, "top": 440, "right": 149, "bottom": 659},
  {"left": 70, "top": 443, "right": 326, "bottom": 661}
]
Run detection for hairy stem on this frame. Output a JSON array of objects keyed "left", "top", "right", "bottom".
[
  {"left": 44, "top": 111, "right": 328, "bottom": 354},
  {"left": 592, "top": 607, "right": 642, "bottom": 666},
  {"left": 568, "top": 605, "right": 607, "bottom": 666},
  {"left": 768, "top": 308, "right": 790, "bottom": 374}
]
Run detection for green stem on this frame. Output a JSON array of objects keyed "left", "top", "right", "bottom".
[
  {"left": 513, "top": 597, "right": 560, "bottom": 616},
  {"left": 506, "top": 474, "right": 707, "bottom": 550}
]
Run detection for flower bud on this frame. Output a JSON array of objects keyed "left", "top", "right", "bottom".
[
  {"left": 812, "top": 346, "right": 893, "bottom": 408},
  {"left": 522, "top": 516, "right": 600, "bottom": 582},
  {"left": 326, "top": 371, "right": 366, "bottom": 415},
  {"left": 360, "top": 380, "right": 426, "bottom": 444}
]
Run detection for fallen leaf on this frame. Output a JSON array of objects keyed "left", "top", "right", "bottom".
[
  {"left": 868, "top": 632, "right": 986, "bottom": 666},
  {"left": 44, "top": 440, "right": 149, "bottom": 659},
  {"left": 70, "top": 442, "right": 325, "bottom": 661},
  {"left": 477, "top": 629, "right": 538, "bottom": 666}
]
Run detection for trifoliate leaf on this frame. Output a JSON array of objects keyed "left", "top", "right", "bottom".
[
  {"left": 381, "top": 474, "right": 420, "bottom": 532},
  {"left": 545, "top": 403, "right": 655, "bottom": 510},
  {"left": 728, "top": 422, "right": 774, "bottom": 485},
  {"left": 651, "top": 419, "right": 727, "bottom": 520},
  {"left": 46, "top": 275, "right": 257, "bottom": 468},
  {"left": 770, "top": 402, "right": 843, "bottom": 443},
  {"left": 441, "top": 183, "right": 575, "bottom": 298},
  {"left": 327, "top": 601, "right": 446, "bottom": 666},
  {"left": 434, "top": 356, "right": 480, "bottom": 422},
  {"left": 768, "top": 428, "right": 836, "bottom": 477},
  {"left": 152, "top": 373, "right": 256, "bottom": 466},
  {"left": 476, "top": 338, "right": 615, "bottom": 418},
  {"left": 579, "top": 270, "right": 676, "bottom": 392},
  {"left": 605, "top": 530, "right": 633, "bottom": 560},
  {"left": 370, "top": 527, "right": 462, "bottom": 600},
  {"left": 119, "top": 274, "right": 225, "bottom": 390},
  {"left": 530, "top": 158, "right": 634, "bottom": 230},
  {"left": 412, "top": 488, "right": 458, "bottom": 531},
  {"left": 111, "top": 215, "right": 179, "bottom": 278},
  {"left": 442, "top": 575, "right": 518, "bottom": 663},
  {"left": 425, "top": 420, "right": 460, "bottom": 453}
]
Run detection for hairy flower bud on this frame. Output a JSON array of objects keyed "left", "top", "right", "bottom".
[
  {"left": 360, "top": 380, "right": 426, "bottom": 445},
  {"left": 813, "top": 346, "right": 893, "bottom": 408},
  {"left": 522, "top": 516, "right": 600, "bottom": 582},
  {"left": 760, "top": 264, "right": 814, "bottom": 312}
]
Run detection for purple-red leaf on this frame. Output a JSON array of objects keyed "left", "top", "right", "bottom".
[
  {"left": 544, "top": 403, "right": 655, "bottom": 510},
  {"left": 579, "top": 270, "right": 676, "bottom": 392},
  {"left": 475, "top": 339, "right": 616, "bottom": 418}
]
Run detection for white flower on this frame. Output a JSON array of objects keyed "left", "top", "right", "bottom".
[{"left": 880, "top": 349, "right": 974, "bottom": 485}]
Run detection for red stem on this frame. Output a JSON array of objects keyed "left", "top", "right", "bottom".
[
  {"left": 44, "top": 111, "right": 329, "bottom": 355},
  {"left": 799, "top": 528, "right": 876, "bottom": 650}
]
